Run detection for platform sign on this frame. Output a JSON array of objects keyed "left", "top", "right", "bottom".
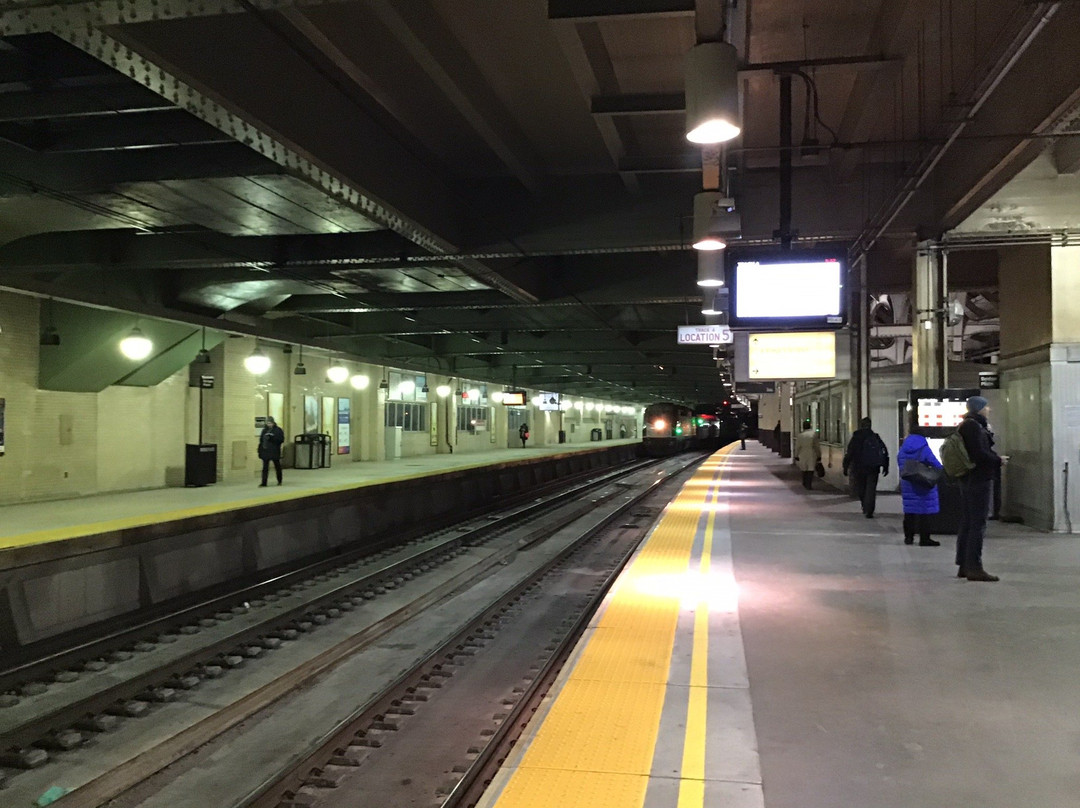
[
  {"left": 677, "top": 325, "right": 733, "bottom": 345},
  {"left": 337, "top": 398, "right": 350, "bottom": 454},
  {"left": 979, "top": 371, "right": 999, "bottom": 390},
  {"left": 747, "top": 332, "right": 836, "bottom": 379},
  {"left": 501, "top": 390, "right": 526, "bottom": 406},
  {"left": 538, "top": 392, "right": 561, "bottom": 412}
]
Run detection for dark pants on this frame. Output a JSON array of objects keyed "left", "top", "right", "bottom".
[
  {"left": 740, "top": 438, "right": 746, "bottom": 450},
  {"left": 903, "top": 513, "right": 931, "bottom": 543},
  {"left": 801, "top": 470, "right": 814, "bottom": 490},
  {"left": 261, "top": 457, "right": 282, "bottom": 486},
  {"left": 957, "top": 477, "right": 992, "bottom": 570},
  {"left": 852, "top": 469, "right": 879, "bottom": 516}
]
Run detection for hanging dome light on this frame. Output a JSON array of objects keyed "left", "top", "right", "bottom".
[
  {"left": 467, "top": 387, "right": 481, "bottom": 401},
  {"left": 399, "top": 379, "right": 416, "bottom": 396},
  {"left": 435, "top": 384, "right": 452, "bottom": 398},
  {"left": 326, "top": 363, "right": 349, "bottom": 384},
  {"left": 119, "top": 327, "right": 153, "bottom": 360},
  {"left": 491, "top": 391, "right": 504, "bottom": 403},
  {"left": 696, "top": 250, "right": 725, "bottom": 287},
  {"left": 350, "top": 374, "right": 370, "bottom": 390},
  {"left": 685, "top": 42, "right": 741, "bottom": 144},
  {"left": 692, "top": 191, "right": 735, "bottom": 251},
  {"left": 244, "top": 346, "right": 271, "bottom": 375}
]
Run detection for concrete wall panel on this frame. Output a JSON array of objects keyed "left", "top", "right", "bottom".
[{"left": 144, "top": 528, "right": 244, "bottom": 602}]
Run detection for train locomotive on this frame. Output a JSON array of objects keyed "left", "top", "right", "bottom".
[{"left": 641, "top": 402, "right": 695, "bottom": 456}]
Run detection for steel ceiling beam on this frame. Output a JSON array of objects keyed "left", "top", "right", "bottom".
[
  {"left": 547, "top": 0, "right": 694, "bottom": 20},
  {"left": 0, "top": 82, "right": 174, "bottom": 122}
]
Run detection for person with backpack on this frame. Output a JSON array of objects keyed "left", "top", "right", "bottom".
[
  {"left": 951, "top": 396, "right": 1004, "bottom": 582},
  {"left": 897, "top": 417, "right": 943, "bottom": 546},
  {"left": 842, "top": 417, "right": 889, "bottom": 518}
]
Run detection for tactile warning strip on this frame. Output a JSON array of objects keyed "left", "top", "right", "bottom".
[{"left": 489, "top": 449, "right": 732, "bottom": 808}]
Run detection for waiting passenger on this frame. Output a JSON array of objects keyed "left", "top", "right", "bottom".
[
  {"left": 955, "top": 396, "right": 1004, "bottom": 582},
  {"left": 518, "top": 422, "right": 529, "bottom": 448},
  {"left": 897, "top": 418, "right": 943, "bottom": 546},
  {"left": 842, "top": 417, "right": 889, "bottom": 518},
  {"left": 738, "top": 422, "right": 748, "bottom": 450},
  {"left": 794, "top": 419, "right": 821, "bottom": 490},
  {"left": 258, "top": 416, "right": 285, "bottom": 487}
]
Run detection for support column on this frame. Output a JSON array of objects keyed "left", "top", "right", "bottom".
[{"left": 912, "top": 241, "right": 946, "bottom": 389}]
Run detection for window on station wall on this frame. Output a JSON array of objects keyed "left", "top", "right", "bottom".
[
  {"left": 384, "top": 401, "right": 428, "bottom": 432},
  {"left": 456, "top": 405, "right": 489, "bottom": 433},
  {"left": 507, "top": 407, "right": 527, "bottom": 431},
  {"left": 388, "top": 371, "right": 428, "bottom": 402}
]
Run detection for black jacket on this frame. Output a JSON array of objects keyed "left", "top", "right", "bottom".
[
  {"left": 843, "top": 428, "right": 888, "bottom": 474},
  {"left": 258, "top": 425, "right": 285, "bottom": 460},
  {"left": 957, "top": 412, "right": 1001, "bottom": 482}
]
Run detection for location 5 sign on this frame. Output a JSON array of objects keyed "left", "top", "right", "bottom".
[{"left": 676, "top": 325, "right": 733, "bottom": 345}]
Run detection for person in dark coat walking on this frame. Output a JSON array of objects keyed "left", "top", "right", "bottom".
[
  {"left": 518, "top": 422, "right": 529, "bottom": 448},
  {"left": 258, "top": 416, "right": 285, "bottom": 487},
  {"left": 842, "top": 417, "right": 889, "bottom": 518},
  {"left": 897, "top": 420, "right": 943, "bottom": 546},
  {"left": 956, "top": 396, "right": 1004, "bottom": 581},
  {"left": 738, "top": 422, "right": 748, "bottom": 450}
]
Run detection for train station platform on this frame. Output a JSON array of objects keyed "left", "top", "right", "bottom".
[
  {"left": 479, "top": 443, "right": 1080, "bottom": 808},
  {"left": 0, "top": 440, "right": 639, "bottom": 559},
  {"left": 0, "top": 441, "right": 640, "bottom": 650}
]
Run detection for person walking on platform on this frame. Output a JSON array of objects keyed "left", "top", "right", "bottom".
[
  {"left": 738, "top": 422, "right": 748, "bottom": 450},
  {"left": 955, "top": 396, "right": 1004, "bottom": 581},
  {"left": 794, "top": 419, "right": 821, "bottom": 490},
  {"left": 258, "top": 416, "right": 285, "bottom": 487},
  {"left": 518, "top": 422, "right": 529, "bottom": 448},
  {"left": 842, "top": 417, "right": 889, "bottom": 518},
  {"left": 897, "top": 418, "right": 943, "bottom": 546}
]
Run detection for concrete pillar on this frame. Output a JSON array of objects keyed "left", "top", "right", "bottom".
[
  {"left": 996, "top": 243, "right": 1080, "bottom": 530},
  {"left": 912, "top": 241, "right": 946, "bottom": 389}
]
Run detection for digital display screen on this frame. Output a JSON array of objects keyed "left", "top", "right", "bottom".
[
  {"left": 734, "top": 259, "right": 842, "bottom": 318},
  {"left": 926, "top": 437, "right": 945, "bottom": 463},
  {"left": 501, "top": 391, "right": 526, "bottom": 406},
  {"left": 538, "top": 392, "right": 561, "bottom": 412},
  {"left": 747, "top": 332, "right": 836, "bottom": 380},
  {"left": 917, "top": 398, "right": 967, "bottom": 429}
]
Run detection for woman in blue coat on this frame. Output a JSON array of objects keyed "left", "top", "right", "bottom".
[{"left": 897, "top": 421, "right": 944, "bottom": 546}]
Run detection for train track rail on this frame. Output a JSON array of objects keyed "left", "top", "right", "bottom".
[{"left": 0, "top": 454, "right": 704, "bottom": 803}]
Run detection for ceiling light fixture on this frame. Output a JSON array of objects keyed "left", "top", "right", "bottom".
[
  {"left": 685, "top": 41, "right": 741, "bottom": 144},
  {"left": 244, "top": 344, "right": 271, "bottom": 375},
  {"left": 696, "top": 250, "right": 725, "bottom": 287},
  {"left": 702, "top": 289, "right": 722, "bottom": 316},
  {"left": 350, "top": 374, "right": 370, "bottom": 390},
  {"left": 399, "top": 379, "right": 416, "bottom": 396},
  {"left": 491, "top": 391, "right": 504, "bottom": 403},
  {"left": 326, "top": 356, "right": 349, "bottom": 384},
  {"left": 294, "top": 344, "right": 307, "bottom": 375},
  {"left": 119, "top": 326, "right": 153, "bottom": 360},
  {"left": 194, "top": 327, "right": 211, "bottom": 364},
  {"left": 692, "top": 191, "right": 738, "bottom": 251},
  {"left": 435, "top": 384, "right": 452, "bottom": 398}
]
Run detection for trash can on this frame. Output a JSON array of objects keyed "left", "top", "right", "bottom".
[
  {"left": 184, "top": 443, "right": 217, "bottom": 486},
  {"left": 294, "top": 433, "right": 331, "bottom": 469}
]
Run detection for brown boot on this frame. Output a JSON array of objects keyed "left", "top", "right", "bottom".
[{"left": 965, "top": 569, "right": 1000, "bottom": 582}]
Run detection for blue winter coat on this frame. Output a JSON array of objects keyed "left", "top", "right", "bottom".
[{"left": 897, "top": 434, "right": 943, "bottom": 514}]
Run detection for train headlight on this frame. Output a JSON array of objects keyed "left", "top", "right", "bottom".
[{"left": 653, "top": 419, "right": 666, "bottom": 432}]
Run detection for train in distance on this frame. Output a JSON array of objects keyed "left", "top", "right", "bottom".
[{"left": 640, "top": 401, "right": 748, "bottom": 456}]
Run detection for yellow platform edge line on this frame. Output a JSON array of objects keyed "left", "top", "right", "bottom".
[{"left": 491, "top": 445, "right": 734, "bottom": 808}]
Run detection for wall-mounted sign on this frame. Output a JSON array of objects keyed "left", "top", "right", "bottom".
[
  {"left": 978, "top": 371, "right": 999, "bottom": 390},
  {"left": 538, "top": 392, "right": 561, "bottom": 411},
  {"left": 677, "top": 325, "right": 733, "bottom": 345},
  {"left": 747, "top": 332, "right": 836, "bottom": 380},
  {"left": 734, "top": 381, "right": 776, "bottom": 394},
  {"left": 502, "top": 390, "right": 526, "bottom": 406},
  {"left": 337, "top": 398, "right": 350, "bottom": 454}
]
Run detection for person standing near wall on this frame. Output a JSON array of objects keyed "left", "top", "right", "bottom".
[
  {"left": 842, "top": 417, "right": 889, "bottom": 518},
  {"left": 794, "top": 419, "right": 821, "bottom": 490},
  {"left": 956, "top": 396, "right": 1004, "bottom": 582},
  {"left": 258, "top": 416, "right": 286, "bottom": 487},
  {"left": 518, "top": 422, "right": 529, "bottom": 448}
]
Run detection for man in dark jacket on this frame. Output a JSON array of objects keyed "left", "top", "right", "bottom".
[
  {"left": 956, "top": 396, "right": 1003, "bottom": 581},
  {"left": 258, "top": 416, "right": 286, "bottom": 487},
  {"left": 842, "top": 417, "right": 889, "bottom": 518}
]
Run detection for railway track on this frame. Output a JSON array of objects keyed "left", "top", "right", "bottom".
[{"left": 0, "top": 454, "right": 705, "bottom": 805}]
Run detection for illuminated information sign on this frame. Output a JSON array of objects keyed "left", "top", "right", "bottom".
[{"left": 747, "top": 332, "right": 836, "bottom": 379}]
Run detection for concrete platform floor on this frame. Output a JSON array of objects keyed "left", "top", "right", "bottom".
[
  {"left": 730, "top": 443, "right": 1080, "bottom": 808},
  {"left": 0, "top": 440, "right": 639, "bottom": 552}
]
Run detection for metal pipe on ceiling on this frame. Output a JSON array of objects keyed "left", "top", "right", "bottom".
[{"left": 850, "top": 2, "right": 1061, "bottom": 259}]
